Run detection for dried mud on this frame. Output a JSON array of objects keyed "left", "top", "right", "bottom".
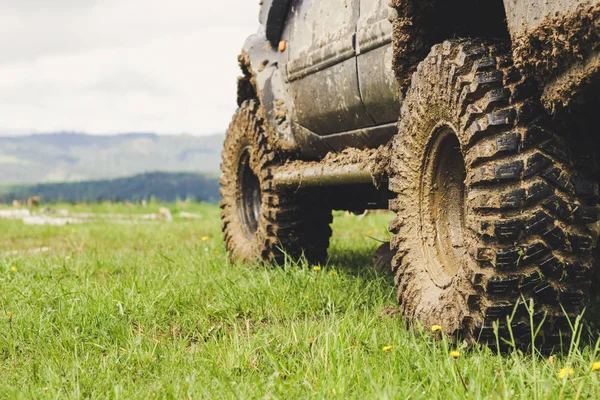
[
  {"left": 389, "top": 0, "right": 431, "bottom": 93},
  {"left": 280, "top": 145, "right": 391, "bottom": 188},
  {"left": 372, "top": 242, "right": 395, "bottom": 274},
  {"left": 387, "top": 39, "right": 599, "bottom": 344},
  {"left": 221, "top": 101, "right": 332, "bottom": 264},
  {"left": 512, "top": 3, "right": 600, "bottom": 108},
  {"left": 236, "top": 52, "right": 291, "bottom": 155},
  {"left": 321, "top": 147, "right": 378, "bottom": 166},
  {"left": 379, "top": 306, "right": 401, "bottom": 319},
  {"left": 371, "top": 143, "right": 392, "bottom": 189},
  {"left": 236, "top": 51, "right": 258, "bottom": 107},
  {"left": 542, "top": 53, "right": 600, "bottom": 109}
]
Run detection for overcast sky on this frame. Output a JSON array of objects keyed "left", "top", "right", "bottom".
[{"left": 0, "top": 0, "right": 259, "bottom": 135}]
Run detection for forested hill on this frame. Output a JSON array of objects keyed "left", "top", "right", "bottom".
[
  {"left": 0, "top": 132, "right": 223, "bottom": 184},
  {"left": 0, "top": 172, "right": 220, "bottom": 204}
]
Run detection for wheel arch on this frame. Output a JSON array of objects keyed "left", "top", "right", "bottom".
[
  {"left": 236, "top": 31, "right": 298, "bottom": 153},
  {"left": 390, "top": 0, "right": 511, "bottom": 92},
  {"left": 237, "top": 50, "right": 258, "bottom": 108}
]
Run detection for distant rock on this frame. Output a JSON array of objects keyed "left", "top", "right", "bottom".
[
  {"left": 179, "top": 212, "right": 202, "bottom": 219},
  {"left": 158, "top": 207, "right": 173, "bottom": 222},
  {"left": 27, "top": 196, "right": 41, "bottom": 208}
]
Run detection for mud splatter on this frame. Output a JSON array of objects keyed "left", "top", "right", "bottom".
[
  {"left": 542, "top": 53, "right": 600, "bottom": 110},
  {"left": 313, "top": 146, "right": 388, "bottom": 186},
  {"left": 274, "top": 99, "right": 287, "bottom": 125},
  {"left": 321, "top": 147, "right": 378, "bottom": 165},
  {"left": 389, "top": 0, "right": 431, "bottom": 94},
  {"left": 277, "top": 147, "right": 378, "bottom": 171},
  {"left": 373, "top": 242, "right": 395, "bottom": 275},
  {"left": 274, "top": 145, "right": 391, "bottom": 189},
  {"left": 512, "top": 3, "right": 600, "bottom": 108},
  {"left": 237, "top": 51, "right": 258, "bottom": 107},
  {"left": 325, "top": 145, "right": 392, "bottom": 188},
  {"left": 379, "top": 306, "right": 401, "bottom": 319},
  {"left": 371, "top": 143, "right": 392, "bottom": 189}
]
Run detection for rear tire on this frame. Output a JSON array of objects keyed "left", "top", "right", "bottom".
[
  {"left": 389, "top": 40, "right": 599, "bottom": 348},
  {"left": 220, "top": 100, "right": 332, "bottom": 264}
]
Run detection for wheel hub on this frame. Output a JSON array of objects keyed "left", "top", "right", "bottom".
[
  {"left": 421, "top": 127, "right": 467, "bottom": 287},
  {"left": 238, "top": 149, "right": 262, "bottom": 238}
]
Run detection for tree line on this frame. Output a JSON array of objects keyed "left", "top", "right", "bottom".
[{"left": 0, "top": 172, "right": 220, "bottom": 204}]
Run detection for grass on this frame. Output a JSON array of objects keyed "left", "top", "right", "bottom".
[{"left": 0, "top": 202, "right": 599, "bottom": 398}]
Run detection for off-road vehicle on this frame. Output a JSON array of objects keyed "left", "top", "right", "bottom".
[{"left": 220, "top": 0, "right": 600, "bottom": 347}]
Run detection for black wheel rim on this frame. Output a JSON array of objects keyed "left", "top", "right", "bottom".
[{"left": 238, "top": 149, "right": 262, "bottom": 238}]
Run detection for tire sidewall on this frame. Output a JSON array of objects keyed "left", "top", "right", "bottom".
[
  {"left": 221, "top": 103, "right": 271, "bottom": 263},
  {"left": 391, "top": 43, "right": 480, "bottom": 335}
]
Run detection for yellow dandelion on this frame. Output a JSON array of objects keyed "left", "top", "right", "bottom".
[
  {"left": 214, "top": 250, "right": 220, "bottom": 255},
  {"left": 450, "top": 350, "right": 461, "bottom": 359},
  {"left": 431, "top": 325, "right": 442, "bottom": 332},
  {"left": 71, "top": 228, "right": 76, "bottom": 233},
  {"left": 304, "top": 295, "right": 309, "bottom": 300},
  {"left": 10, "top": 266, "right": 16, "bottom": 272},
  {"left": 201, "top": 236, "right": 209, "bottom": 242},
  {"left": 382, "top": 346, "right": 393, "bottom": 352},
  {"left": 592, "top": 362, "right": 600, "bottom": 372},
  {"left": 367, "top": 230, "right": 373, "bottom": 235},
  {"left": 558, "top": 368, "right": 574, "bottom": 379},
  {"left": 313, "top": 266, "right": 321, "bottom": 271},
  {"left": 6, "top": 311, "right": 12, "bottom": 318}
]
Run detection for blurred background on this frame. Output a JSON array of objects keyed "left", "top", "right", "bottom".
[{"left": 0, "top": 0, "right": 258, "bottom": 203}]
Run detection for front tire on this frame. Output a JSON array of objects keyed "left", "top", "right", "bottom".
[
  {"left": 389, "top": 40, "right": 599, "bottom": 348},
  {"left": 220, "top": 101, "right": 332, "bottom": 264}
]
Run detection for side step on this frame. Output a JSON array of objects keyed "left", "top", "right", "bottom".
[{"left": 272, "top": 148, "right": 384, "bottom": 189}]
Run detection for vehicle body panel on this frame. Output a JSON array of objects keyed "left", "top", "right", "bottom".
[
  {"left": 286, "top": 0, "right": 374, "bottom": 136},
  {"left": 356, "top": 0, "right": 399, "bottom": 124},
  {"left": 240, "top": 0, "right": 600, "bottom": 159}
]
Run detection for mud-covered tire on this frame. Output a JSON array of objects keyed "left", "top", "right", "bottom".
[
  {"left": 220, "top": 100, "right": 333, "bottom": 264},
  {"left": 389, "top": 40, "right": 599, "bottom": 348}
]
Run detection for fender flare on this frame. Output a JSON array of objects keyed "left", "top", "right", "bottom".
[{"left": 238, "top": 31, "right": 297, "bottom": 153}]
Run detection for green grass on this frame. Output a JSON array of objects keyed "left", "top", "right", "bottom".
[{"left": 0, "top": 203, "right": 599, "bottom": 398}]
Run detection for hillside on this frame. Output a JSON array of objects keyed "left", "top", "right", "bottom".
[
  {"left": 0, "top": 171, "right": 220, "bottom": 203},
  {"left": 0, "top": 132, "right": 223, "bottom": 184}
]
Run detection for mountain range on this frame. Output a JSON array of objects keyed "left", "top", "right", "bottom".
[{"left": 0, "top": 132, "right": 224, "bottom": 184}]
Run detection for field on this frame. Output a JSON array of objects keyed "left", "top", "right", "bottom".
[{"left": 0, "top": 202, "right": 599, "bottom": 398}]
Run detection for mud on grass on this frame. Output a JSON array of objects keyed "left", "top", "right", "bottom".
[{"left": 0, "top": 204, "right": 599, "bottom": 398}]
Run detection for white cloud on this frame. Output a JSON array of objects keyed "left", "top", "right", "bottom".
[{"left": 0, "top": 0, "right": 259, "bottom": 135}]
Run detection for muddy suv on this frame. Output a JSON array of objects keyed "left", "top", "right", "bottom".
[{"left": 220, "top": 0, "right": 600, "bottom": 347}]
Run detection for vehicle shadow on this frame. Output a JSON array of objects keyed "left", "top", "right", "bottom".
[{"left": 325, "top": 245, "right": 395, "bottom": 286}]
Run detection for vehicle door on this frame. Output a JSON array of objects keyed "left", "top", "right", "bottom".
[
  {"left": 356, "top": 0, "right": 400, "bottom": 124},
  {"left": 285, "top": 0, "right": 374, "bottom": 136}
]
